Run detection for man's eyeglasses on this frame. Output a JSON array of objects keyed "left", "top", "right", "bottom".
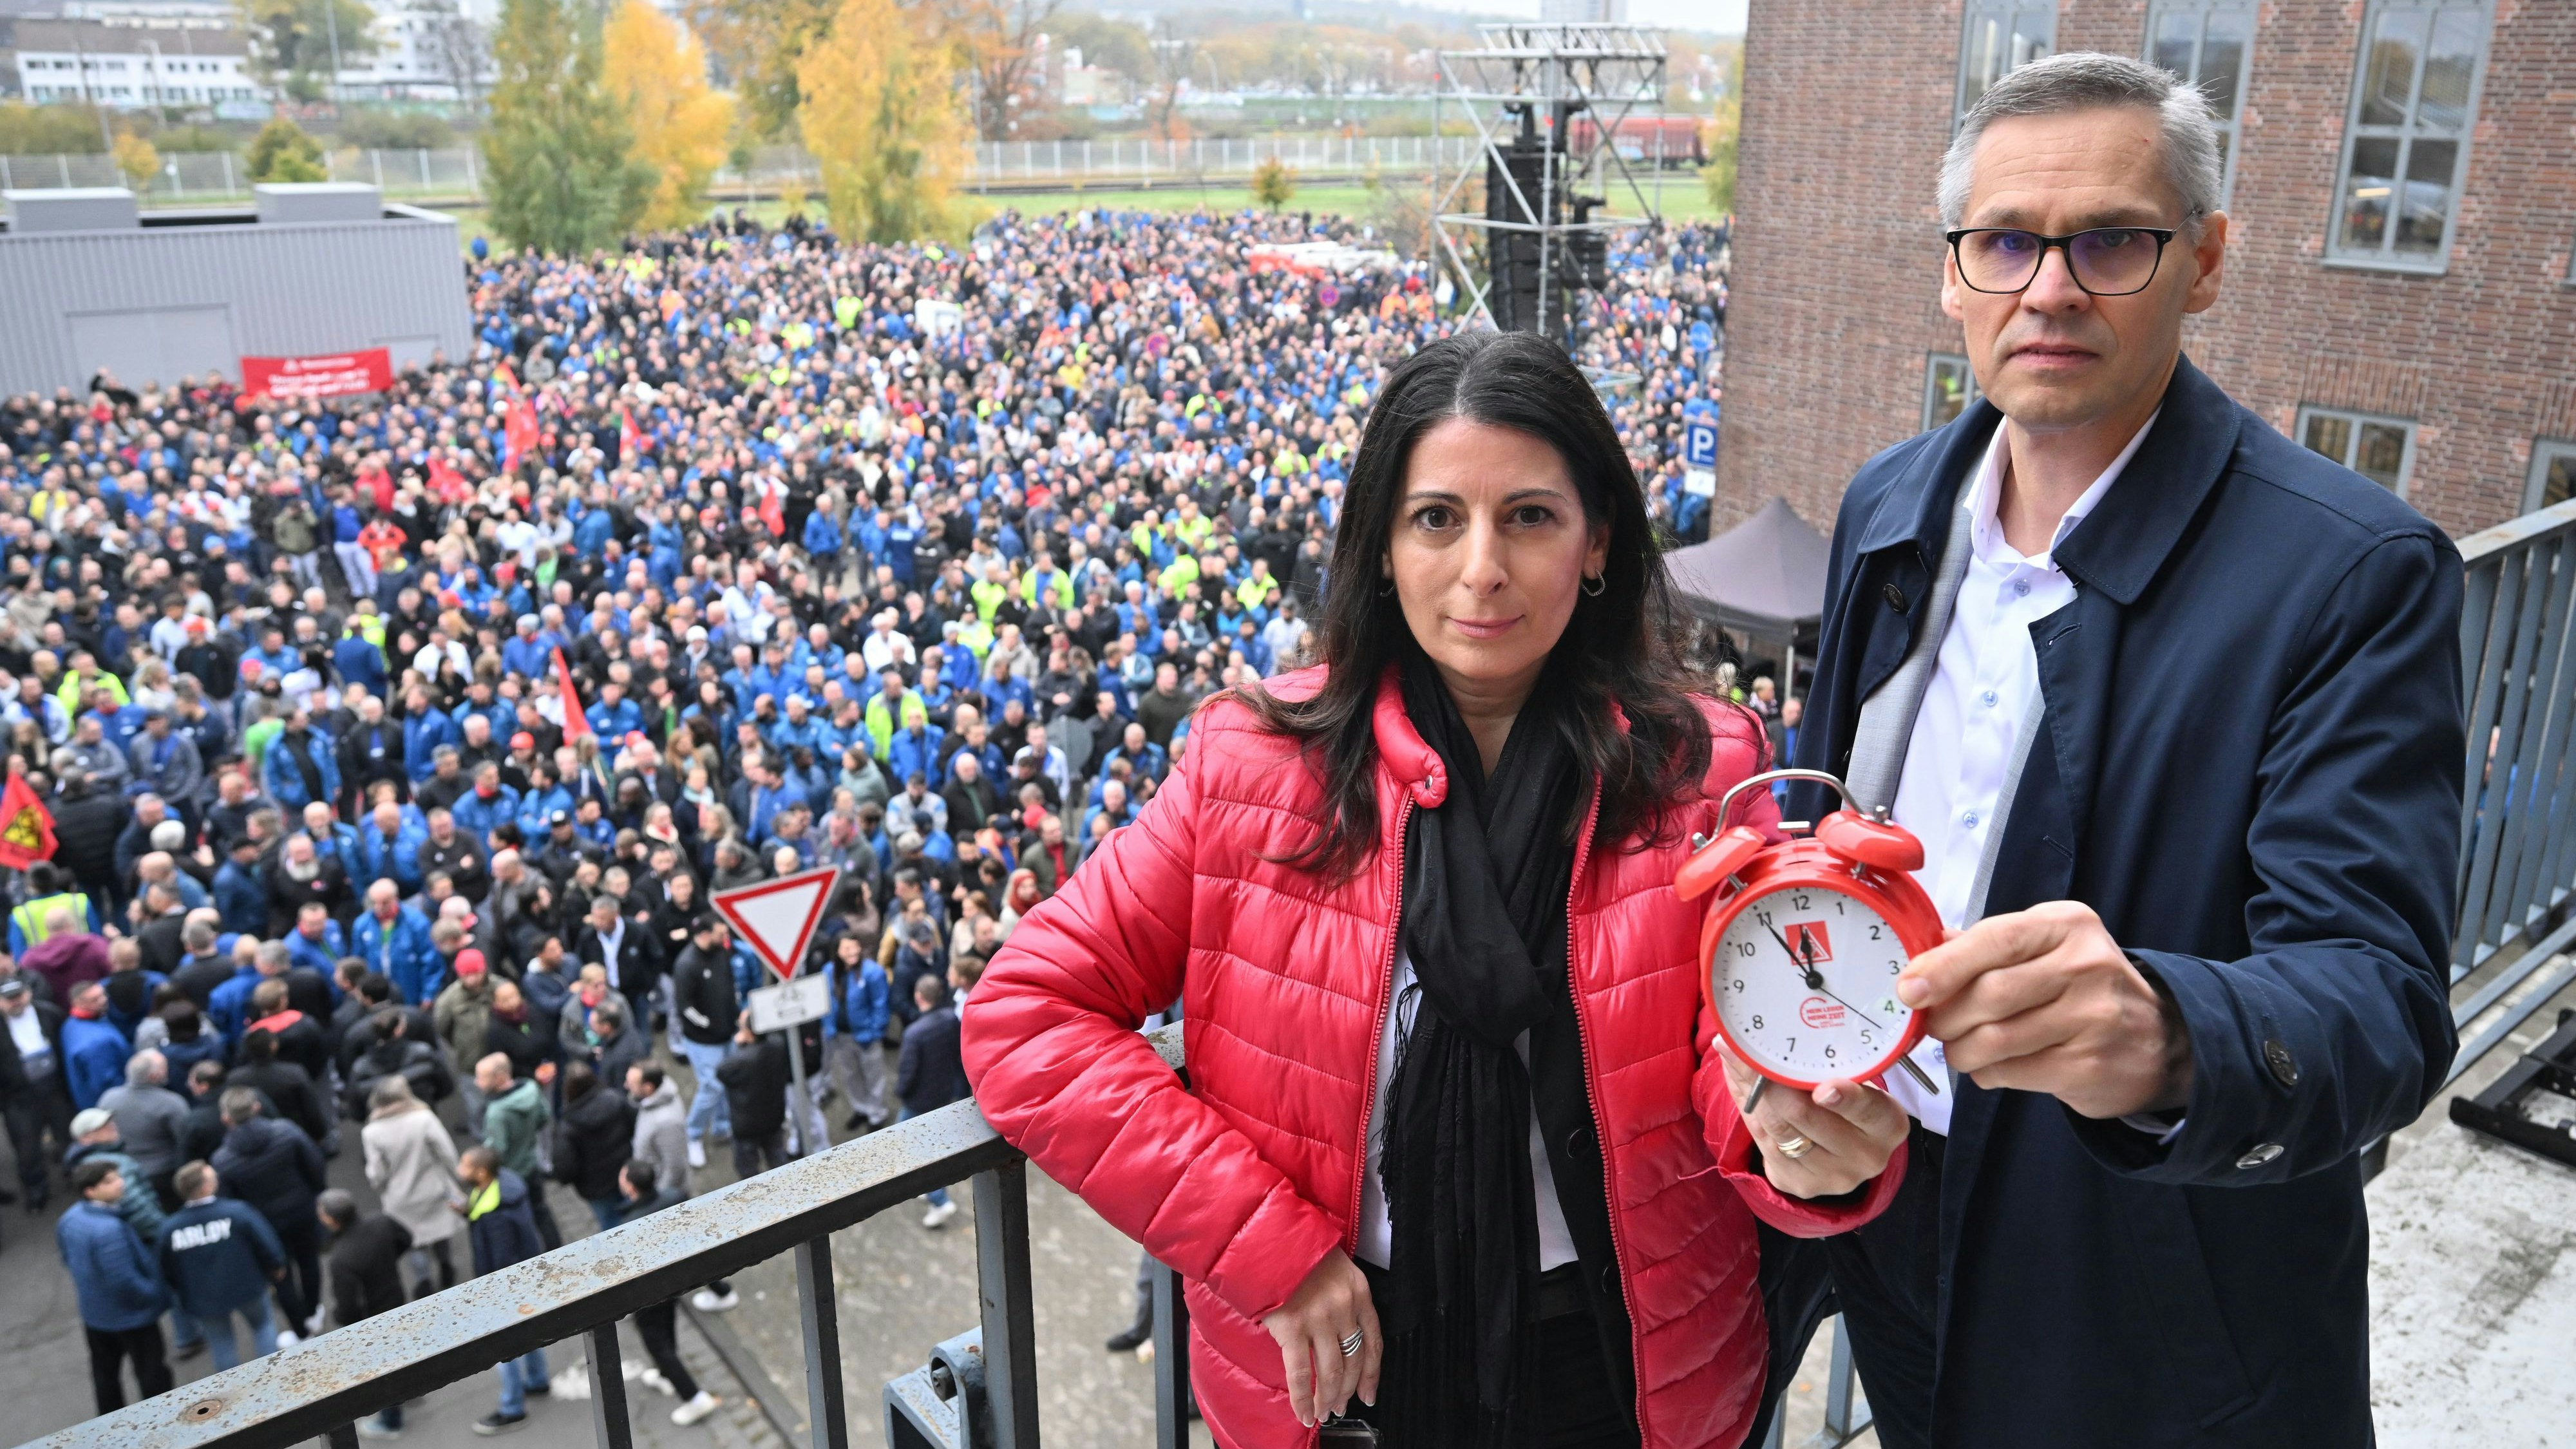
[{"left": 1944, "top": 226, "right": 2179, "bottom": 298}]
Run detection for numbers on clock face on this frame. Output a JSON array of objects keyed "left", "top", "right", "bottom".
[{"left": 1714, "top": 884, "right": 1913, "bottom": 1083}]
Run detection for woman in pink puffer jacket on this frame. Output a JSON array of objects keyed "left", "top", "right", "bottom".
[{"left": 965, "top": 332, "right": 1908, "bottom": 1449}]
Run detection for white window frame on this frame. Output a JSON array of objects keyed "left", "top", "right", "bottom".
[
  {"left": 2325, "top": 0, "right": 2493, "bottom": 275},
  {"left": 2297, "top": 404, "right": 2420, "bottom": 495},
  {"left": 1955, "top": 1, "right": 2057, "bottom": 130},
  {"left": 2528, "top": 439, "right": 2576, "bottom": 515},
  {"left": 1924, "top": 353, "right": 1982, "bottom": 432},
  {"left": 2145, "top": 0, "right": 2257, "bottom": 209}
]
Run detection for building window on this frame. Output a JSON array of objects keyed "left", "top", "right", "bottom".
[
  {"left": 1956, "top": 2, "right": 2055, "bottom": 126},
  {"left": 2146, "top": 1, "right": 2253, "bottom": 207},
  {"left": 2329, "top": 0, "right": 2490, "bottom": 270},
  {"left": 2298, "top": 405, "right": 2417, "bottom": 493},
  {"left": 1924, "top": 354, "right": 1981, "bottom": 431},
  {"left": 2530, "top": 440, "right": 2576, "bottom": 514}
]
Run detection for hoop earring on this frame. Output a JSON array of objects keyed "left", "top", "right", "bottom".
[
  {"left": 1581, "top": 573, "right": 1607, "bottom": 598},
  {"left": 1378, "top": 576, "right": 1396, "bottom": 598}
]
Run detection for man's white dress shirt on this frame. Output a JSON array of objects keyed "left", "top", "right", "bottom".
[{"left": 1883, "top": 413, "right": 2154, "bottom": 1134}]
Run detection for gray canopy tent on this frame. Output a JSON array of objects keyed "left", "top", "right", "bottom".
[{"left": 1662, "top": 495, "right": 1832, "bottom": 693}]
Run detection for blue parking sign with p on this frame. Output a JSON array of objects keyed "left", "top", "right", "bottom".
[{"left": 1685, "top": 421, "right": 1719, "bottom": 469}]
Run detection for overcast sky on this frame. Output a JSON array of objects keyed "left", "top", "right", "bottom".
[{"left": 1620, "top": 0, "right": 1746, "bottom": 35}]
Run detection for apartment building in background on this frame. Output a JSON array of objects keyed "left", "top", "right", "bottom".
[
  {"left": 1716, "top": 0, "right": 2576, "bottom": 540},
  {"left": 5, "top": 15, "right": 253, "bottom": 106}
]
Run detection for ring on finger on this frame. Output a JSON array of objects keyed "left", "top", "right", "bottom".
[
  {"left": 1776, "top": 1133, "right": 1814, "bottom": 1159},
  {"left": 1340, "top": 1329, "right": 1365, "bottom": 1358}
]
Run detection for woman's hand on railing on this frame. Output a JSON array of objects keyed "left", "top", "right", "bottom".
[
  {"left": 1260, "top": 1247, "right": 1380, "bottom": 1428},
  {"left": 1719, "top": 1050, "right": 1910, "bottom": 1199}
]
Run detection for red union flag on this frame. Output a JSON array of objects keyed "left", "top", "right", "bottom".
[
  {"left": 0, "top": 768, "right": 57, "bottom": 869},
  {"left": 553, "top": 647, "right": 592, "bottom": 741},
  {"left": 240, "top": 348, "right": 394, "bottom": 401}
]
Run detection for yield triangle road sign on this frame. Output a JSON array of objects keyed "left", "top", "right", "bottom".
[{"left": 711, "top": 865, "right": 840, "bottom": 983}]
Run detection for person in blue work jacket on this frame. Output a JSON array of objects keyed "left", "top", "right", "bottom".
[
  {"left": 260, "top": 710, "right": 340, "bottom": 814},
  {"left": 400, "top": 686, "right": 460, "bottom": 786},
  {"left": 354, "top": 882, "right": 441, "bottom": 1007},
  {"left": 61, "top": 983, "right": 131, "bottom": 1110},
  {"left": 822, "top": 931, "right": 891, "bottom": 1132},
  {"left": 57, "top": 1157, "right": 174, "bottom": 1413},
  {"left": 1766, "top": 53, "right": 2467, "bottom": 1449}
]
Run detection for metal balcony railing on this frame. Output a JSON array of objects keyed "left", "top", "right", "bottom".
[
  {"left": 19, "top": 1030, "right": 1192, "bottom": 1449},
  {"left": 20, "top": 504, "right": 2576, "bottom": 1449},
  {"left": 2445, "top": 495, "right": 2576, "bottom": 1084}
]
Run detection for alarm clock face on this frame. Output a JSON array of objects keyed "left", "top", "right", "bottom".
[{"left": 1711, "top": 881, "right": 1915, "bottom": 1084}]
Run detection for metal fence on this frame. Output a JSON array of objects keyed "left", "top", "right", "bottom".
[
  {"left": 0, "top": 148, "right": 484, "bottom": 204},
  {"left": 2444, "top": 493, "right": 2576, "bottom": 1084},
  {"left": 19, "top": 1027, "right": 1194, "bottom": 1449},
  {"left": 0, "top": 136, "right": 1484, "bottom": 208}
]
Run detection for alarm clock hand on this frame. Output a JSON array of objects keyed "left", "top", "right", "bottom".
[
  {"left": 1795, "top": 936, "right": 1942, "bottom": 1094},
  {"left": 1763, "top": 922, "right": 1825, "bottom": 990},
  {"left": 1805, "top": 981, "right": 1888, "bottom": 1033}
]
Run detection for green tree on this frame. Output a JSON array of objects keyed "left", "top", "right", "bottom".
[
  {"left": 681, "top": 0, "right": 839, "bottom": 139},
  {"left": 1700, "top": 91, "right": 1741, "bottom": 216},
  {"left": 236, "top": 0, "right": 380, "bottom": 102},
  {"left": 338, "top": 108, "right": 457, "bottom": 150},
  {"left": 481, "top": 0, "right": 653, "bottom": 254},
  {"left": 1700, "top": 50, "right": 1741, "bottom": 218},
  {"left": 1251, "top": 155, "right": 1294, "bottom": 212},
  {"left": 246, "top": 116, "right": 328, "bottom": 182},
  {"left": 0, "top": 101, "right": 112, "bottom": 153}
]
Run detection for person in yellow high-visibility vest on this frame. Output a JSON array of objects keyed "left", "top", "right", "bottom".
[
  {"left": 10, "top": 863, "right": 98, "bottom": 956},
  {"left": 53, "top": 654, "right": 128, "bottom": 716},
  {"left": 1235, "top": 562, "right": 1281, "bottom": 615}
]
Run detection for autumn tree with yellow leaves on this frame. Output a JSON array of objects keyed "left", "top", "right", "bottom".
[
  {"left": 603, "top": 0, "right": 735, "bottom": 231},
  {"left": 796, "top": 0, "right": 967, "bottom": 243}
]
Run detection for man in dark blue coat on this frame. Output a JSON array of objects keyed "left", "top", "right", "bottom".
[
  {"left": 1754, "top": 52, "right": 2463, "bottom": 1449},
  {"left": 458, "top": 1144, "right": 553, "bottom": 1432}
]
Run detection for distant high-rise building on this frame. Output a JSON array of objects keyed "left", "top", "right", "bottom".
[{"left": 1539, "top": 0, "right": 1627, "bottom": 24}]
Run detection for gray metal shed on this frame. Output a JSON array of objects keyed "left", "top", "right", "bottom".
[{"left": 0, "top": 184, "right": 473, "bottom": 397}]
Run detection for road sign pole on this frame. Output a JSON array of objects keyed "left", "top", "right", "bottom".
[
  {"left": 784, "top": 1004, "right": 814, "bottom": 1155},
  {"left": 712, "top": 865, "right": 846, "bottom": 1159}
]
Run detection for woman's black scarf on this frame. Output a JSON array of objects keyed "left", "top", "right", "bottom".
[{"left": 1379, "top": 647, "right": 1586, "bottom": 1448}]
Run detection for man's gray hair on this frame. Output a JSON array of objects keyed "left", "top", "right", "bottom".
[{"left": 1940, "top": 52, "right": 2224, "bottom": 230}]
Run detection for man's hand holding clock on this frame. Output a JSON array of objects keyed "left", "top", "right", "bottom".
[{"left": 1896, "top": 900, "right": 2195, "bottom": 1121}]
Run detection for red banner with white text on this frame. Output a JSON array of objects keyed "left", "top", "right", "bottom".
[{"left": 240, "top": 348, "right": 395, "bottom": 401}]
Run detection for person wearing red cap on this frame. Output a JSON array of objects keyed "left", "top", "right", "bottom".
[
  {"left": 431, "top": 951, "right": 501, "bottom": 1139},
  {"left": 504, "top": 731, "right": 542, "bottom": 793}
]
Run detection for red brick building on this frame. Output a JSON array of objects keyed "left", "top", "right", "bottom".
[{"left": 1715, "top": 0, "right": 2576, "bottom": 540}]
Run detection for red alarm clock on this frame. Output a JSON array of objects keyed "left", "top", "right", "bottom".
[{"left": 1679, "top": 769, "right": 1946, "bottom": 1098}]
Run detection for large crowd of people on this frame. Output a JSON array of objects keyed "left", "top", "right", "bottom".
[{"left": 0, "top": 202, "right": 1730, "bottom": 1434}]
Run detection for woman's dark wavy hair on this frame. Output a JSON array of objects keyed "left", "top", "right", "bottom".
[{"left": 1237, "top": 329, "right": 1716, "bottom": 876}]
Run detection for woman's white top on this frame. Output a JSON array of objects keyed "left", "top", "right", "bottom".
[{"left": 1355, "top": 946, "right": 1580, "bottom": 1272}]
